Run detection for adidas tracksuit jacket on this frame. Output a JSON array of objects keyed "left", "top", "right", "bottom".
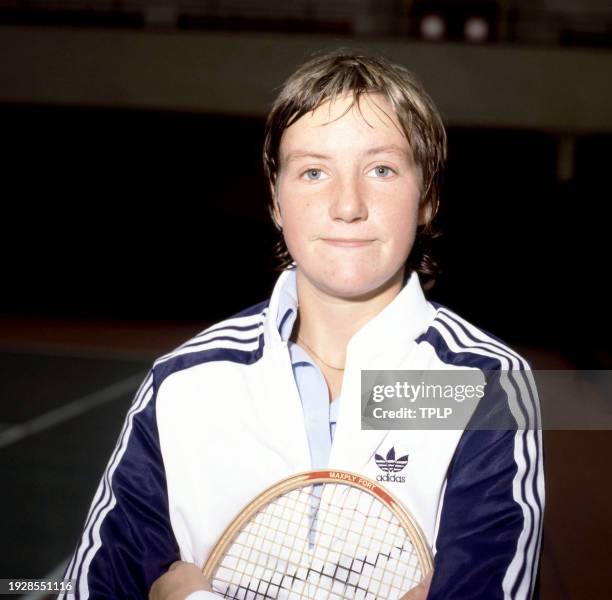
[{"left": 61, "top": 269, "right": 544, "bottom": 599}]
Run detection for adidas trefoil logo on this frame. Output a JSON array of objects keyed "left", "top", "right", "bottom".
[{"left": 374, "top": 447, "right": 408, "bottom": 482}]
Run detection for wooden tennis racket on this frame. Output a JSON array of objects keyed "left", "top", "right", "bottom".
[{"left": 202, "top": 469, "right": 432, "bottom": 599}]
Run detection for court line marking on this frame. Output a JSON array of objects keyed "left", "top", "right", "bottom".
[
  {"left": 0, "top": 373, "right": 146, "bottom": 449},
  {"left": 0, "top": 342, "right": 154, "bottom": 362},
  {"left": 21, "top": 556, "right": 70, "bottom": 600}
]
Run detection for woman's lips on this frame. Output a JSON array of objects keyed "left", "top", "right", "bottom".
[{"left": 321, "top": 238, "right": 375, "bottom": 248}]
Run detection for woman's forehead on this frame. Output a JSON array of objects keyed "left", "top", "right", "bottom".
[
  {"left": 299, "top": 91, "right": 399, "bottom": 128},
  {"left": 280, "top": 92, "right": 408, "bottom": 156}
]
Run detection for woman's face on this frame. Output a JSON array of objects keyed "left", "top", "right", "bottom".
[{"left": 274, "top": 92, "right": 424, "bottom": 301}]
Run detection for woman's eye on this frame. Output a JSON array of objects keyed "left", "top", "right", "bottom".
[
  {"left": 303, "top": 169, "right": 324, "bottom": 181},
  {"left": 370, "top": 166, "right": 394, "bottom": 178}
]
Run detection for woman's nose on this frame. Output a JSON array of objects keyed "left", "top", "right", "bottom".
[{"left": 328, "top": 177, "right": 368, "bottom": 223}]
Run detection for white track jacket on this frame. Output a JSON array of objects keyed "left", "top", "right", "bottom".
[{"left": 61, "top": 269, "right": 544, "bottom": 600}]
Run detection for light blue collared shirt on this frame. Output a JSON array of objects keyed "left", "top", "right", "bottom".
[{"left": 276, "top": 271, "right": 339, "bottom": 470}]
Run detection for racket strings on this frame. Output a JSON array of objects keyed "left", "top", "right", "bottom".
[
  {"left": 315, "top": 485, "right": 420, "bottom": 598},
  {"left": 212, "top": 482, "right": 422, "bottom": 599},
  {"left": 217, "top": 489, "right": 314, "bottom": 598}
]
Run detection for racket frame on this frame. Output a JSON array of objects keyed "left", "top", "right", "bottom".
[{"left": 202, "top": 469, "right": 433, "bottom": 591}]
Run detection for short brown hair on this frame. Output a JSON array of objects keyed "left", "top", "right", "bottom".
[{"left": 263, "top": 47, "right": 447, "bottom": 288}]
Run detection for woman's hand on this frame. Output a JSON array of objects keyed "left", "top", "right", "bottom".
[
  {"left": 149, "top": 561, "right": 211, "bottom": 600},
  {"left": 399, "top": 570, "right": 433, "bottom": 600}
]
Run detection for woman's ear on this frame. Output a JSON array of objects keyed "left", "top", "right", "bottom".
[
  {"left": 418, "top": 196, "right": 438, "bottom": 227},
  {"left": 269, "top": 180, "right": 283, "bottom": 230}
]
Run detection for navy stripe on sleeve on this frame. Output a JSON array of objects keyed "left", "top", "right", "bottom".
[
  {"left": 62, "top": 371, "right": 179, "bottom": 599},
  {"left": 417, "top": 307, "right": 544, "bottom": 600}
]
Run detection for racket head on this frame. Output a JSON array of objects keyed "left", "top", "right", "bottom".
[{"left": 203, "top": 469, "right": 432, "bottom": 599}]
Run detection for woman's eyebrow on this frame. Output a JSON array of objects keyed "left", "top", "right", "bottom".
[
  {"left": 363, "top": 144, "right": 410, "bottom": 157},
  {"left": 284, "top": 150, "right": 331, "bottom": 163},
  {"left": 284, "top": 144, "right": 410, "bottom": 163}
]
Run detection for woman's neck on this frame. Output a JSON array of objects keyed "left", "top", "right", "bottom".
[{"left": 292, "top": 269, "right": 405, "bottom": 368}]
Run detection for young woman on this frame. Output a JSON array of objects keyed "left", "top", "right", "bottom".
[{"left": 63, "top": 49, "right": 544, "bottom": 600}]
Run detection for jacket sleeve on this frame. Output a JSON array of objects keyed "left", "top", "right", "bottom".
[
  {"left": 60, "top": 369, "right": 181, "bottom": 599},
  {"left": 427, "top": 370, "right": 545, "bottom": 600}
]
